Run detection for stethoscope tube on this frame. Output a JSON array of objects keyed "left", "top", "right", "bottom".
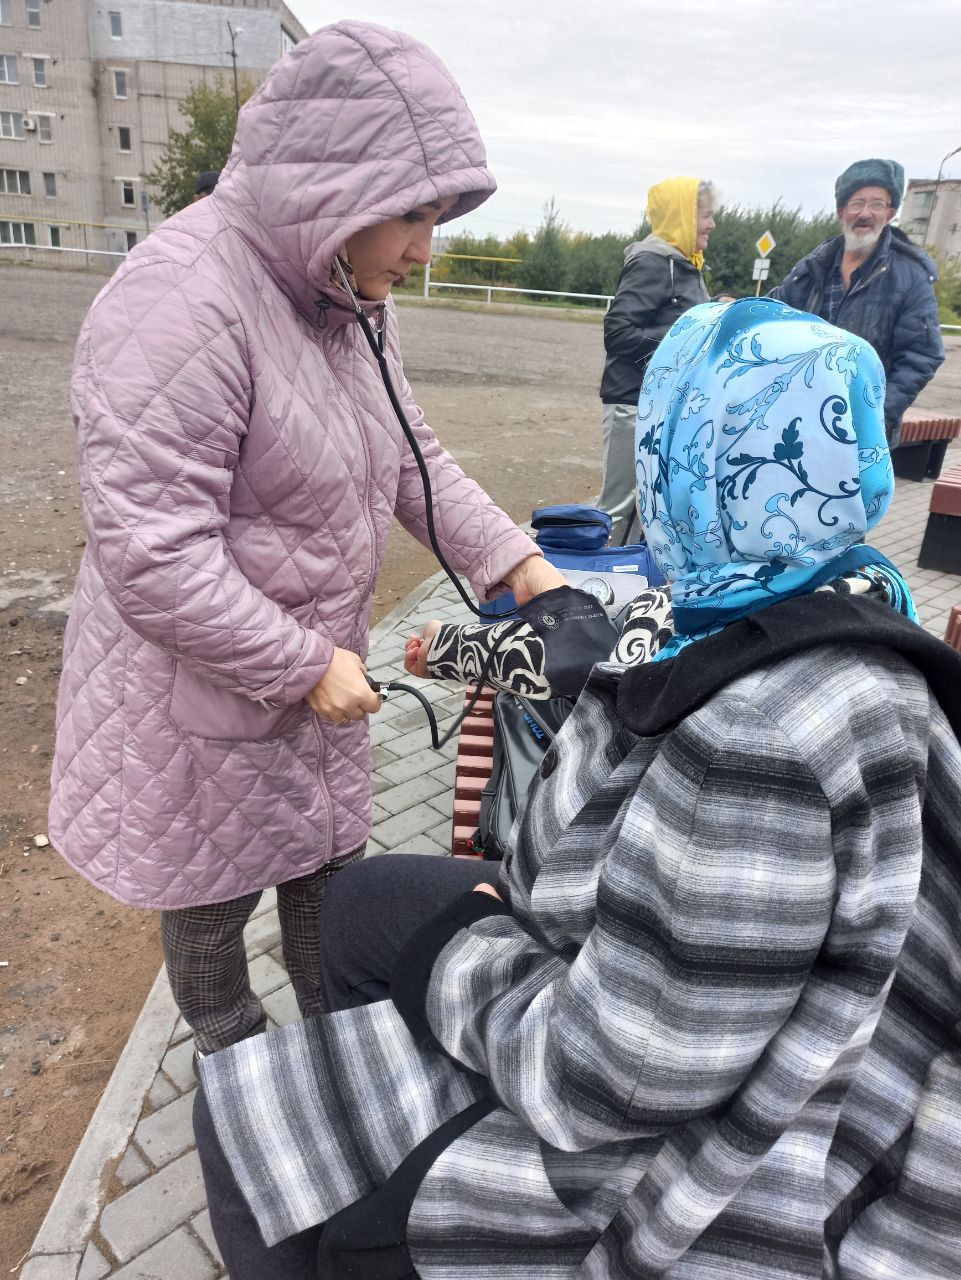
[
  {"left": 329, "top": 256, "right": 525, "bottom": 750},
  {"left": 331, "top": 256, "right": 517, "bottom": 623}
]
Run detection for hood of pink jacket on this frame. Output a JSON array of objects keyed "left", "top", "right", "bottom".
[{"left": 212, "top": 20, "right": 496, "bottom": 318}]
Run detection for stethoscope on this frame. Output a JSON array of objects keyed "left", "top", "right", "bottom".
[{"left": 329, "top": 255, "right": 526, "bottom": 749}]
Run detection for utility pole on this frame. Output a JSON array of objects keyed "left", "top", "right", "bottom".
[
  {"left": 227, "top": 21, "right": 242, "bottom": 113},
  {"left": 921, "top": 143, "right": 961, "bottom": 249}
]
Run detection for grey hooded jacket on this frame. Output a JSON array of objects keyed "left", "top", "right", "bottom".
[{"left": 600, "top": 235, "right": 709, "bottom": 405}]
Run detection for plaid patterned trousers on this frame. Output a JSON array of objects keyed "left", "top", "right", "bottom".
[{"left": 160, "top": 848, "right": 364, "bottom": 1054}]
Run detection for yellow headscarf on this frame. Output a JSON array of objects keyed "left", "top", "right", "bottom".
[{"left": 646, "top": 176, "right": 704, "bottom": 271}]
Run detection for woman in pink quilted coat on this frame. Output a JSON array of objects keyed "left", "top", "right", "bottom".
[{"left": 49, "top": 21, "right": 557, "bottom": 1054}]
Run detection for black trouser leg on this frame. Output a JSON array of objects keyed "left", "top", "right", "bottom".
[
  {"left": 316, "top": 854, "right": 493, "bottom": 1012},
  {"left": 194, "top": 1086, "right": 322, "bottom": 1280}
]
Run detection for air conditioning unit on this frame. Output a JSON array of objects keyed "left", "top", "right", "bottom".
[{"left": 22, "top": 116, "right": 37, "bottom": 132}]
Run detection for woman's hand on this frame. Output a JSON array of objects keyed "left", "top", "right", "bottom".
[
  {"left": 504, "top": 555, "right": 566, "bottom": 606},
  {"left": 473, "top": 883, "right": 503, "bottom": 901},
  {"left": 306, "top": 648, "right": 381, "bottom": 725},
  {"left": 404, "top": 620, "right": 442, "bottom": 679}
]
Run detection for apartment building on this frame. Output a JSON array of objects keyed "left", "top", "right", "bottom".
[
  {"left": 901, "top": 178, "right": 961, "bottom": 261},
  {"left": 0, "top": 0, "right": 307, "bottom": 262}
]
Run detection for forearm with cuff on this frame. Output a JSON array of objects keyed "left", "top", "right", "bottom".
[{"left": 425, "top": 620, "right": 549, "bottom": 697}]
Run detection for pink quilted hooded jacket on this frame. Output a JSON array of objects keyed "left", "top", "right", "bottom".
[{"left": 49, "top": 22, "right": 537, "bottom": 910}]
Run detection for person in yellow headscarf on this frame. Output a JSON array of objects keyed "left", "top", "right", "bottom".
[{"left": 597, "top": 176, "right": 715, "bottom": 543}]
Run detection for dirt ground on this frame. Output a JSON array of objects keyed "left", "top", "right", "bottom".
[{"left": 0, "top": 264, "right": 608, "bottom": 1270}]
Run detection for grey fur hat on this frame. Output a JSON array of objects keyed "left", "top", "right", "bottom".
[{"left": 835, "top": 159, "right": 905, "bottom": 210}]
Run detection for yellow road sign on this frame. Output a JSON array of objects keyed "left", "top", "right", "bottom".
[{"left": 756, "top": 230, "right": 776, "bottom": 258}]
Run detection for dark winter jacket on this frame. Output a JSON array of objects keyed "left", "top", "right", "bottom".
[
  {"left": 769, "top": 226, "right": 944, "bottom": 438},
  {"left": 600, "top": 235, "right": 709, "bottom": 404}
]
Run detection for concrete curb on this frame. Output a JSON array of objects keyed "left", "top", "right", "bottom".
[{"left": 28, "top": 966, "right": 179, "bottom": 1261}]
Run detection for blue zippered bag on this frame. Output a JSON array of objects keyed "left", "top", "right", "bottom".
[{"left": 480, "top": 505, "right": 665, "bottom": 620}]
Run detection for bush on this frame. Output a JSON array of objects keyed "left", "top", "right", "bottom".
[{"left": 706, "top": 203, "right": 837, "bottom": 296}]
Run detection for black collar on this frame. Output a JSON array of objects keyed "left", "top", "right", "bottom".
[{"left": 616, "top": 592, "right": 961, "bottom": 736}]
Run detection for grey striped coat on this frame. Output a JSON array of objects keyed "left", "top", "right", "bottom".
[{"left": 203, "top": 601, "right": 961, "bottom": 1279}]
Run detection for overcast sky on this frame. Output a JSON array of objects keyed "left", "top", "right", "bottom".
[{"left": 289, "top": 1, "right": 961, "bottom": 238}]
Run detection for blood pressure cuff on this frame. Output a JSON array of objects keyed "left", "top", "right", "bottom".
[{"left": 516, "top": 586, "right": 618, "bottom": 697}]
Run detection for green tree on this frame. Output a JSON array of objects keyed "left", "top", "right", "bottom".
[
  {"left": 705, "top": 203, "right": 837, "bottom": 296},
  {"left": 927, "top": 249, "right": 961, "bottom": 325},
  {"left": 440, "top": 231, "right": 512, "bottom": 286},
  {"left": 145, "top": 77, "right": 254, "bottom": 217},
  {"left": 501, "top": 230, "right": 530, "bottom": 285},
  {"left": 521, "top": 197, "right": 568, "bottom": 295}
]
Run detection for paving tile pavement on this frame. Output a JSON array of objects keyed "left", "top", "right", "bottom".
[{"left": 22, "top": 461, "right": 961, "bottom": 1276}]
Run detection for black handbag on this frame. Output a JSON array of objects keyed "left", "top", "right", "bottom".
[{"left": 475, "top": 693, "right": 573, "bottom": 860}]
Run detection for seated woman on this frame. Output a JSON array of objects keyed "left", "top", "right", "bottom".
[{"left": 195, "top": 299, "right": 961, "bottom": 1280}]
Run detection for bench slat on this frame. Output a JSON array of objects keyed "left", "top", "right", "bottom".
[
  {"left": 452, "top": 690, "right": 496, "bottom": 857},
  {"left": 946, "top": 606, "right": 961, "bottom": 653},
  {"left": 930, "top": 465, "right": 961, "bottom": 517}
]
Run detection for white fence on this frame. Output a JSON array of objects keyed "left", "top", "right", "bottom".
[
  {"left": 426, "top": 280, "right": 614, "bottom": 307},
  {"left": 421, "top": 259, "right": 612, "bottom": 308},
  {"left": 1, "top": 242, "right": 125, "bottom": 266},
  {"left": 5, "top": 242, "right": 961, "bottom": 332}
]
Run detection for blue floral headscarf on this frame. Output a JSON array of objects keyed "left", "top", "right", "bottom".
[{"left": 635, "top": 298, "right": 915, "bottom": 655}]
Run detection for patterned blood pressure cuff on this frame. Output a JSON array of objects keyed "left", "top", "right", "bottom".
[
  {"left": 426, "top": 618, "right": 550, "bottom": 698},
  {"left": 424, "top": 585, "right": 677, "bottom": 696}
]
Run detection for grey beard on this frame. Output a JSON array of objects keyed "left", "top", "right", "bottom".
[{"left": 843, "top": 225, "right": 883, "bottom": 257}]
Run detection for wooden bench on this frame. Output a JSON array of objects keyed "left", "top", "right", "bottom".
[
  {"left": 891, "top": 408, "right": 961, "bottom": 481},
  {"left": 946, "top": 606, "right": 961, "bottom": 652},
  {"left": 451, "top": 689, "right": 494, "bottom": 856},
  {"left": 917, "top": 465, "right": 961, "bottom": 573}
]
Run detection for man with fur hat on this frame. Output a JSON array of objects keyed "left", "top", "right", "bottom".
[{"left": 770, "top": 158, "right": 943, "bottom": 446}]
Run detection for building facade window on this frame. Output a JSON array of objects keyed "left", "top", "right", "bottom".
[
  {"left": 281, "top": 26, "right": 297, "bottom": 53},
  {"left": 117, "top": 124, "right": 131, "bottom": 152},
  {"left": 25, "top": 0, "right": 40, "bottom": 27},
  {"left": 0, "top": 0, "right": 11, "bottom": 25},
  {"left": 32, "top": 57, "right": 45, "bottom": 87},
  {"left": 36, "top": 113, "right": 51, "bottom": 142},
  {"left": 126, "top": 230, "right": 137, "bottom": 251},
  {"left": 48, "top": 224, "right": 60, "bottom": 248},
  {"left": 0, "top": 167, "right": 30, "bottom": 194},
  {"left": 121, "top": 179, "right": 135, "bottom": 206},
  {"left": 0, "top": 53, "right": 18, "bottom": 83},
  {"left": 113, "top": 68, "right": 127, "bottom": 98},
  {"left": 42, "top": 170, "right": 55, "bottom": 196},
  {"left": 0, "top": 110, "right": 25, "bottom": 139},
  {"left": 0, "top": 219, "right": 36, "bottom": 245},
  {"left": 109, "top": 10, "right": 122, "bottom": 38}
]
